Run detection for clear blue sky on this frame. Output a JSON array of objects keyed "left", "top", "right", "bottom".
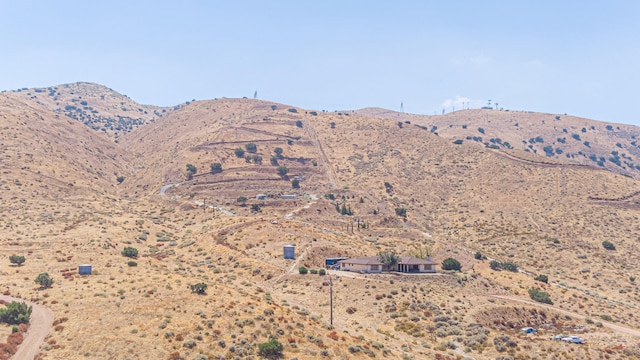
[{"left": 1, "top": 1, "right": 639, "bottom": 124}]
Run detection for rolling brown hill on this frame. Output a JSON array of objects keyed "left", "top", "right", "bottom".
[
  {"left": 355, "top": 107, "right": 640, "bottom": 179},
  {"left": 8, "top": 82, "right": 175, "bottom": 141},
  {"left": 0, "top": 83, "right": 639, "bottom": 360}
]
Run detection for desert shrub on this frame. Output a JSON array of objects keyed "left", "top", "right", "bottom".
[
  {"left": 9, "top": 255, "right": 25, "bottom": 266},
  {"left": 310, "top": 269, "right": 318, "bottom": 274},
  {"left": 234, "top": 148, "right": 245, "bottom": 157},
  {"left": 258, "top": 336, "right": 283, "bottom": 359},
  {"left": 0, "top": 302, "right": 32, "bottom": 325},
  {"left": 602, "top": 240, "right": 615, "bottom": 250},
  {"left": 490, "top": 261, "right": 518, "bottom": 272},
  {"left": 493, "top": 335, "right": 517, "bottom": 352},
  {"left": 534, "top": 274, "right": 548, "bottom": 283},
  {"left": 34, "top": 273, "right": 53, "bottom": 289},
  {"left": 190, "top": 283, "right": 208, "bottom": 295},
  {"left": 500, "top": 262, "right": 518, "bottom": 272},
  {"left": 122, "top": 247, "right": 138, "bottom": 258},
  {"left": 274, "top": 147, "right": 283, "bottom": 156},
  {"left": 210, "top": 162, "right": 222, "bottom": 173},
  {"left": 528, "top": 288, "right": 553, "bottom": 304},
  {"left": 453, "top": 139, "right": 464, "bottom": 145},
  {"left": 441, "top": 258, "right": 461, "bottom": 271},
  {"left": 277, "top": 166, "right": 289, "bottom": 177},
  {"left": 346, "top": 307, "right": 357, "bottom": 314},
  {"left": 298, "top": 267, "right": 308, "bottom": 275},
  {"left": 245, "top": 143, "right": 257, "bottom": 153},
  {"left": 474, "top": 252, "right": 482, "bottom": 260},
  {"left": 395, "top": 207, "right": 407, "bottom": 217},
  {"left": 186, "top": 163, "right": 197, "bottom": 174},
  {"left": 288, "top": 108, "right": 297, "bottom": 113},
  {"left": 116, "top": 176, "right": 125, "bottom": 183},
  {"left": 330, "top": 122, "right": 336, "bottom": 128},
  {"left": 270, "top": 156, "right": 279, "bottom": 165},
  {"left": 295, "top": 120, "right": 303, "bottom": 128},
  {"left": 127, "top": 261, "right": 137, "bottom": 267},
  {"left": 251, "top": 204, "right": 261, "bottom": 212},
  {"left": 291, "top": 179, "right": 300, "bottom": 188},
  {"left": 318, "top": 269, "right": 326, "bottom": 276},
  {"left": 478, "top": 127, "right": 485, "bottom": 134},
  {"left": 237, "top": 196, "right": 247, "bottom": 204}
]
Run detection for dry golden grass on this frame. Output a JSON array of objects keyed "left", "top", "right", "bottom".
[{"left": 0, "top": 84, "right": 639, "bottom": 359}]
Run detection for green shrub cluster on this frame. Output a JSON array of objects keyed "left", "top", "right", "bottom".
[
  {"left": 489, "top": 260, "right": 518, "bottom": 272},
  {"left": 528, "top": 288, "right": 553, "bottom": 304},
  {"left": 0, "top": 302, "right": 32, "bottom": 325}
]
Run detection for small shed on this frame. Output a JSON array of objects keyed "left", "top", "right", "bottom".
[
  {"left": 283, "top": 245, "right": 295, "bottom": 259},
  {"left": 78, "top": 264, "right": 92, "bottom": 275}
]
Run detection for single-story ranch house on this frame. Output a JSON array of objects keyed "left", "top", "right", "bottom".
[{"left": 337, "top": 256, "right": 437, "bottom": 274}]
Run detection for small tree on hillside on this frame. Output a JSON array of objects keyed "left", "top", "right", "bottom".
[
  {"left": 234, "top": 148, "right": 245, "bottom": 158},
  {"left": 35, "top": 273, "right": 53, "bottom": 289},
  {"left": 528, "top": 288, "right": 553, "bottom": 304},
  {"left": 377, "top": 250, "right": 400, "bottom": 271},
  {"left": 186, "top": 164, "right": 197, "bottom": 180},
  {"left": 0, "top": 301, "right": 32, "bottom": 325},
  {"left": 245, "top": 143, "right": 257, "bottom": 153},
  {"left": 274, "top": 147, "right": 283, "bottom": 157},
  {"left": 277, "top": 166, "right": 289, "bottom": 178},
  {"left": 291, "top": 179, "right": 300, "bottom": 188},
  {"left": 442, "top": 258, "right": 462, "bottom": 271},
  {"left": 210, "top": 162, "right": 222, "bottom": 174},
  {"left": 9, "top": 255, "right": 25, "bottom": 266},
  {"left": 258, "top": 336, "right": 284, "bottom": 359},
  {"left": 122, "top": 247, "right": 139, "bottom": 258}
]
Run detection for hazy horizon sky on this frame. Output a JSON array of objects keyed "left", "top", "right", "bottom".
[{"left": 1, "top": 1, "right": 639, "bottom": 125}]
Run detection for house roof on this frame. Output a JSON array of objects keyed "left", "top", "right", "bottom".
[
  {"left": 398, "top": 256, "right": 437, "bottom": 265},
  {"left": 337, "top": 256, "right": 437, "bottom": 266},
  {"left": 337, "top": 257, "right": 383, "bottom": 266}
]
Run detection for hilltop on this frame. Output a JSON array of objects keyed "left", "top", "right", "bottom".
[
  {"left": 355, "top": 107, "right": 640, "bottom": 179},
  {"left": 0, "top": 83, "right": 639, "bottom": 360},
  {"left": 7, "top": 82, "right": 176, "bottom": 141}
]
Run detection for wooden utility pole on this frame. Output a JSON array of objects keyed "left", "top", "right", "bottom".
[{"left": 325, "top": 275, "right": 339, "bottom": 329}]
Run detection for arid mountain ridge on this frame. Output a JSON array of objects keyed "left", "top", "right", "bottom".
[{"left": 1, "top": 82, "right": 640, "bottom": 359}]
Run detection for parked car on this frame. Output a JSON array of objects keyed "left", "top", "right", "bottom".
[
  {"left": 552, "top": 334, "right": 565, "bottom": 341},
  {"left": 521, "top": 327, "right": 538, "bottom": 334},
  {"left": 561, "top": 336, "right": 585, "bottom": 344}
]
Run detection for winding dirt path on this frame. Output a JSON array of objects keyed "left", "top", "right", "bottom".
[
  {"left": 0, "top": 295, "right": 54, "bottom": 360},
  {"left": 490, "top": 295, "right": 640, "bottom": 338}
]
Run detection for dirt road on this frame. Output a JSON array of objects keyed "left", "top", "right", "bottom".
[
  {"left": 490, "top": 295, "right": 640, "bottom": 338},
  {"left": 0, "top": 295, "right": 54, "bottom": 360}
]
